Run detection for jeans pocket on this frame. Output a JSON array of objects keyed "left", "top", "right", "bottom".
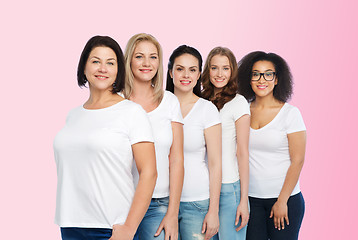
[
  {"left": 157, "top": 197, "right": 169, "bottom": 207},
  {"left": 190, "top": 199, "right": 209, "bottom": 213}
]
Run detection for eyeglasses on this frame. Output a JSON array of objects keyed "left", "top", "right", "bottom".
[{"left": 251, "top": 71, "right": 276, "bottom": 81}]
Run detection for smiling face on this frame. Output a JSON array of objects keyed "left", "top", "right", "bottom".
[
  {"left": 250, "top": 60, "right": 277, "bottom": 99},
  {"left": 170, "top": 53, "right": 200, "bottom": 94},
  {"left": 209, "top": 55, "right": 231, "bottom": 91},
  {"left": 84, "top": 46, "right": 118, "bottom": 92},
  {"left": 130, "top": 41, "right": 159, "bottom": 83}
]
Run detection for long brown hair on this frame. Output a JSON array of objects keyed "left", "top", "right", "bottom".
[{"left": 202, "top": 47, "right": 238, "bottom": 110}]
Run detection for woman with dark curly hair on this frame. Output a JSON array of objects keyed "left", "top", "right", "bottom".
[
  {"left": 238, "top": 51, "right": 306, "bottom": 240},
  {"left": 202, "top": 47, "right": 250, "bottom": 240}
]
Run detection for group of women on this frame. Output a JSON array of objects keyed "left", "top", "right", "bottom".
[{"left": 54, "top": 33, "right": 306, "bottom": 240}]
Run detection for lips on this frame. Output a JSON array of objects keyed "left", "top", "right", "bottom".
[
  {"left": 180, "top": 80, "right": 191, "bottom": 86},
  {"left": 95, "top": 75, "right": 108, "bottom": 80},
  {"left": 139, "top": 69, "right": 152, "bottom": 73},
  {"left": 257, "top": 85, "right": 267, "bottom": 89},
  {"left": 215, "top": 78, "right": 226, "bottom": 82}
]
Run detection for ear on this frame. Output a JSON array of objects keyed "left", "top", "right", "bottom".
[
  {"left": 169, "top": 69, "right": 173, "bottom": 78},
  {"left": 274, "top": 77, "right": 278, "bottom": 85}
]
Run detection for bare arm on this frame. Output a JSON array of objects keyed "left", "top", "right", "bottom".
[
  {"left": 155, "top": 122, "right": 184, "bottom": 240},
  {"left": 235, "top": 114, "right": 250, "bottom": 231},
  {"left": 110, "top": 142, "right": 157, "bottom": 240},
  {"left": 202, "top": 124, "right": 222, "bottom": 240},
  {"left": 270, "top": 131, "right": 306, "bottom": 230}
]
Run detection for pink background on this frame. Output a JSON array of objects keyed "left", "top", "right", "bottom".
[{"left": 1, "top": 0, "right": 357, "bottom": 239}]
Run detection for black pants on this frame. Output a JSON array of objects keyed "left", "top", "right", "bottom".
[
  {"left": 246, "top": 192, "right": 305, "bottom": 240},
  {"left": 61, "top": 227, "right": 112, "bottom": 240}
]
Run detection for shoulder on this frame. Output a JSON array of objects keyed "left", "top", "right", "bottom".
[
  {"left": 161, "top": 90, "right": 180, "bottom": 106},
  {"left": 223, "top": 94, "right": 249, "bottom": 110},
  {"left": 112, "top": 99, "right": 147, "bottom": 116},
  {"left": 198, "top": 98, "right": 219, "bottom": 112},
  {"left": 282, "top": 103, "right": 302, "bottom": 117}
]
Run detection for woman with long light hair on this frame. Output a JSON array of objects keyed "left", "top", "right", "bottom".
[{"left": 123, "top": 33, "right": 184, "bottom": 240}]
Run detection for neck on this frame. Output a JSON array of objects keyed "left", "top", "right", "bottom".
[
  {"left": 131, "top": 79, "right": 154, "bottom": 99},
  {"left": 213, "top": 87, "right": 221, "bottom": 97},
  {"left": 253, "top": 94, "right": 281, "bottom": 108},
  {"left": 174, "top": 88, "right": 196, "bottom": 104},
  {"left": 87, "top": 87, "right": 114, "bottom": 105}
]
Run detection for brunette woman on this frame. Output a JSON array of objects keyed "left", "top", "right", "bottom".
[
  {"left": 166, "top": 45, "right": 222, "bottom": 240},
  {"left": 202, "top": 47, "right": 250, "bottom": 240},
  {"left": 54, "top": 36, "right": 157, "bottom": 240},
  {"left": 238, "top": 51, "right": 306, "bottom": 240}
]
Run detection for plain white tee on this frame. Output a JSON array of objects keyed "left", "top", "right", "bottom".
[
  {"left": 180, "top": 98, "right": 221, "bottom": 202},
  {"left": 53, "top": 100, "right": 154, "bottom": 228},
  {"left": 132, "top": 91, "right": 184, "bottom": 198},
  {"left": 220, "top": 94, "right": 250, "bottom": 183},
  {"left": 248, "top": 103, "right": 306, "bottom": 198}
]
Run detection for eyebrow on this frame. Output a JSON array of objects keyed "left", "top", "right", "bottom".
[
  {"left": 210, "top": 64, "right": 230, "bottom": 67},
  {"left": 252, "top": 69, "right": 274, "bottom": 72},
  {"left": 134, "top": 52, "right": 158, "bottom": 55},
  {"left": 90, "top": 56, "right": 116, "bottom": 61},
  {"left": 175, "top": 64, "right": 198, "bottom": 68}
]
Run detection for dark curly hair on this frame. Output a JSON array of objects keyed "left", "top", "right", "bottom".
[
  {"left": 201, "top": 47, "right": 238, "bottom": 110},
  {"left": 77, "top": 35, "right": 125, "bottom": 93},
  {"left": 237, "top": 51, "right": 293, "bottom": 103},
  {"left": 166, "top": 45, "right": 202, "bottom": 97}
]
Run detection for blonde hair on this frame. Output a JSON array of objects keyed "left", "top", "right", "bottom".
[{"left": 124, "top": 33, "right": 164, "bottom": 103}]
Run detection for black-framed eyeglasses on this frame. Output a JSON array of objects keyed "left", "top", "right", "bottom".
[{"left": 251, "top": 71, "right": 276, "bottom": 81}]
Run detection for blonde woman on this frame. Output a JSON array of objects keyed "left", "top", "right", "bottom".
[
  {"left": 202, "top": 47, "right": 250, "bottom": 240},
  {"left": 123, "top": 33, "right": 184, "bottom": 240}
]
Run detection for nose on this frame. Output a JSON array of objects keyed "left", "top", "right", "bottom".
[
  {"left": 218, "top": 68, "right": 223, "bottom": 77},
  {"left": 142, "top": 57, "right": 150, "bottom": 67},
  {"left": 99, "top": 63, "right": 108, "bottom": 73},
  {"left": 184, "top": 69, "right": 189, "bottom": 78},
  {"left": 258, "top": 74, "right": 266, "bottom": 83}
]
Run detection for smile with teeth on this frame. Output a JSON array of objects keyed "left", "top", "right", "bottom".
[
  {"left": 140, "top": 69, "right": 151, "bottom": 73},
  {"left": 180, "top": 80, "right": 191, "bottom": 85},
  {"left": 257, "top": 85, "right": 268, "bottom": 89},
  {"left": 215, "top": 78, "right": 225, "bottom": 82},
  {"left": 95, "top": 75, "right": 108, "bottom": 79}
]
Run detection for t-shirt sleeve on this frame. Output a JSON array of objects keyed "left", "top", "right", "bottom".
[
  {"left": 128, "top": 105, "right": 154, "bottom": 145},
  {"left": 170, "top": 93, "right": 184, "bottom": 124},
  {"left": 233, "top": 95, "right": 250, "bottom": 121},
  {"left": 286, "top": 106, "right": 306, "bottom": 134},
  {"left": 204, "top": 101, "right": 221, "bottom": 129}
]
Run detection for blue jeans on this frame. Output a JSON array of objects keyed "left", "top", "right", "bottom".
[
  {"left": 246, "top": 192, "right": 305, "bottom": 240},
  {"left": 178, "top": 199, "right": 212, "bottom": 240},
  {"left": 61, "top": 227, "right": 112, "bottom": 240},
  {"left": 213, "top": 180, "right": 247, "bottom": 240},
  {"left": 136, "top": 197, "right": 169, "bottom": 240}
]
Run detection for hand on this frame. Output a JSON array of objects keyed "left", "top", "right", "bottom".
[
  {"left": 109, "top": 224, "right": 135, "bottom": 240},
  {"left": 154, "top": 213, "right": 178, "bottom": 240},
  {"left": 202, "top": 211, "right": 219, "bottom": 240},
  {"left": 235, "top": 201, "right": 249, "bottom": 232},
  {"left": 270, "top": 200, "right": 289, "bottom": 230}
]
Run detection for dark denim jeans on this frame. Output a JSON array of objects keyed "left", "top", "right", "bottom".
[
  {"left": 61, "top": 227, "right": 112, "bottom": 240},
  {"left": 246, "top": 192, "right": 305, "bottom": 240}
]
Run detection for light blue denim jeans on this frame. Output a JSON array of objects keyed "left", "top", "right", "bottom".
[
  {"left": 178, "top": 199, "right": 213, "bottom": 240},
  {"left": 136, "top": 197, "right": 169, "bottom": 240},
  {"left": 213, "top": 180, "right": 247, "bottom": 240}
]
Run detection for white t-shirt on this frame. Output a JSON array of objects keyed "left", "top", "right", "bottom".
[
  {"left": 180, "top": 98, "right": 221, "bottom": 202},
  {"left": 133, "top": 91, "right": 183, "bottom": 198},
  {"left": 248, "top": 103, "right": 306, "bottom": 198},
  {"left": 53, "top": 100, "right": 154, "bottom": 228},
  {"left": 220, "top": 94, "right": 250, "bottom": 183}
]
